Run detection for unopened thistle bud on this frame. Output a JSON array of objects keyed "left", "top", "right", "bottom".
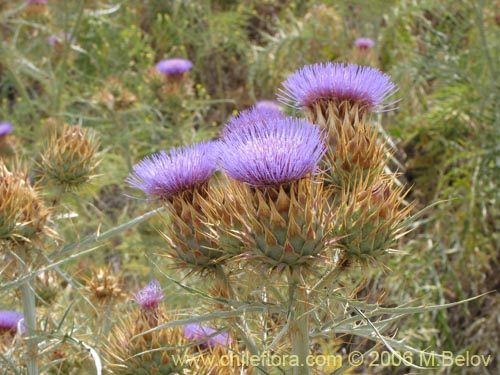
[
  {"left": 218, "top": 117, "right": 334, "bottom": 269},
  {"left": 334, "top": 178, "right": 413, "bottom": 265},
  {"left": 0, "top": 162, "right": 50, "bottom": 243},
  {"left": 127, "top": 142, "right": 225, "bottom": 271},
  {"left": 40, "top": 125, "right": 100, "bottom": 189},
  {"left": 105, "top": 308, "right": 192, "bottom": 375}
]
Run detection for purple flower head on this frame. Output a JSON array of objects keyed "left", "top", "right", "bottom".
[
  {"left": 355, "top": 37, "right": 375, "bottom": 49},
  {"left": 255, "top": 100, "right": 282, "bottom": 112},
  {"left": 278, "top": 62, "right": 398, "bottom": 112},
  {"left": 155, "top": 58, "right": 193, "bottom": 76},
  {"left": 126, "top": 142, "right": 218, "bottom": 199},
  {"left": 218, "top": 118, "right": 326, "bottom": 187},
  {"left": 184, "top": 323, "right": 231, "bottom": 349},
  {"left": 25, "top": 0, "right": 47, "bottom": 4},
  {"left": 0, "top": 122, "right": 13, "bottom": 137},
  {"left": 220, "top": 106, "right": 285, "bottom": 138},
  {"left": 133, "top": 279, "right": 164, "bottom": 309},
  {"left": 48, "top": 32, "right": 72, "bottom": 46},
  {"left": 0, "top": 311, "right": 25, "bottom": 335}
]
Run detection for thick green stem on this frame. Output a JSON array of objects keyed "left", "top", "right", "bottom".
[
  {"left": 288, "top": 268, "right": 310, "bottom": 375},
  {"left": 19, "top": 248, "right": 39, "bottom": 375}
]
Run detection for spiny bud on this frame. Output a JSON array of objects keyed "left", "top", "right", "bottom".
[
  {"left": 40, "top": 125, "right": 100, "bottom": 189},
  {"left": 0, "top": 162, "right": 50, "bottom": 243},
  {"left": 333, "top": 178, "right": 413, "bottom": 264},
  {"left": 105, "top": 308, "right": 191, "bottom": 375}
]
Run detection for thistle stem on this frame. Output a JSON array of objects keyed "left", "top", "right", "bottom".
[
  {"left": 18, "top": 247, "right": 39, "bottom": 375},
  {"left": 288, "top": 268, "right": 310, "bottom": 375}
]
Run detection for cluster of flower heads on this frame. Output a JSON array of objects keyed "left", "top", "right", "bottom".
[{"left": 128, "top": 62, "right": 398, "bottom": 199}]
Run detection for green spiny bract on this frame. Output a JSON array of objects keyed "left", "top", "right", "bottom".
[{"left": 227, "top": 178, "right": 334, "bottom": 269}]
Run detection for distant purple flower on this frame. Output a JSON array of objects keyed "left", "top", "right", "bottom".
[
  {"left": 255, "top": 100, "right": 282, "bottom": 112},
  {"left": 218, "top": 118, "right": 326, "bottom": 187},
  {"left": 184, "top": 323, "right": 231, "bottom": 349},
  {"left": 155, "top": 58, "right": 193, "bottom": 76},
  {"left": 0, "top": 311, "right": 24, "bottom": 335},
  {"left": 25, "top": 0, "right": 47, "bottom": 4},
  {"left": 133, "top": 280, "right": 164, "bottom": 309},
  {"left": 355, "top": 37, "right": 375, "bottom": 49},
  {"left": 220, "top": 106, "right": 285, "bottom": 138},
  {"left": 126, "top": 142, "right": 218, "bottom": 199},
  {"left": 0, "top": 122, "right": 13, "bottom": 137},
  {"left": 278, "top": 62, "right": 398, "bottom": 112},
  {"left": 48, "top": 32, "right": 72, "bottom": 46}
]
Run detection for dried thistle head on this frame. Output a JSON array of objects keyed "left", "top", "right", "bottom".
[
  {"left": 0, "top": 162, "right": 51, "bottom": 243},
  {"left": 23, "top": 0, "right": 48, "bottom": 16},
  {"left": 95, "top": 77, "right": 137, "bottom": 111},
  {"left": 82, "top": 267, "right": 127, "bottom": 305},
  {"left": 40, "top": 124, "right": 100, "bottom": 189}
]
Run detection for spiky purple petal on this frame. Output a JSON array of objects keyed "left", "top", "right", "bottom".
[
  {"left": 278, "top": 62, "right": 398, "bottom": 112},
  {"left": 155, "top": 58, "right": 193, "bottom": 75},
  {"left": 218, "top": 118, "right": 326, "bottom": 187},
  {"left": 0, "top": 310, "right": 24, "bottom": 335},
  {"left": 183, "top": 323, "right": 231, "bottom": 349},
  {"left": 133, "top": 280, "right": 164, "bottom": 310},
  {"left": 220, "top": 106, "right": 285, "bottom": 138},
  {"left": 255, "top": 100, "right": 282, "bottom": 112},
  {"left": 126, "top": 142, "right": 218, "bottom": 199}
]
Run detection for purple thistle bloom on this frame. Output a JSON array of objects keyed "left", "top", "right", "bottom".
[
  {"left": 48, "top": 32, "right": 72, "bottom": 45},
  {"left": 355, "top": 37, "right": 375, "bottom": 49},
  {"left": 218, "top": 118, "right": 326, "bottom": 187},
  {"left": 155, "top": 58, "right": 193, "bottom": 76},
  {"left": 0, "top": 311, "right": 24, "bottom": 335},
  {"left": 133, "top": 279, "right": 164, "bottom": 309},
  {"left": 278, "top": 62, "right": 398, "bottom": 112},
  {"left": 220, "top": 106, "right": 285, "bottom": 138},
  {"left": 25, "top": 0, "right": 47, "bottom": 4},
  {"left": 184, "top": 323, "right": 231, "bottom": 349},
  {"left": 255, "top": 100, "right": 282, "bottom": 112},
  {"left": 126, "top": 142, "right": 218, "bottom": 199},
  {"left": 0, "top": 122, "right": 13, "bottom": 137}
]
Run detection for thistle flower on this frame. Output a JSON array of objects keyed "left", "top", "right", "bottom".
[
  {"left": 183, "top": 323, "right": 231, "bottom": 349},
  {"left": 47, "top": 32, "right": 72, "bottom": 46},
  {"left": 219, "top": 106, "right": 285, "bottom": 138},
  {"left": 255, "top": 100, "right": 282, "bottom": 112},
  {"left": 25, "top": 0, "right": 47, "bottom": 3},
  {"left": 278, "top": 62, "right": 397, "bottom": 115},
  {"left": 127, "top": 142, "right": 218, "bottom": 200},
  {"left": 40, "top": 125, "right": 100, "bottom": 189},
  {"left": 0, "top": 310, "right": 24, "bottom": 335},
  {"left": 0, "top": 122, "right": 13, "bottom": 138},
  {"left": 354, "top": 37, "right": 375, "bottom": 50},
  {"left": 133, "top": 279, "right": 164, "bottom": 310},
  {"left": 218, "top": 118, "right": 326, "bottom": 187},
  {"left": 155, "top": 58, "right": 193, "bottom": 76},
  {"left": 0, "top": 162, "right": 50, "bottom": 242}
]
